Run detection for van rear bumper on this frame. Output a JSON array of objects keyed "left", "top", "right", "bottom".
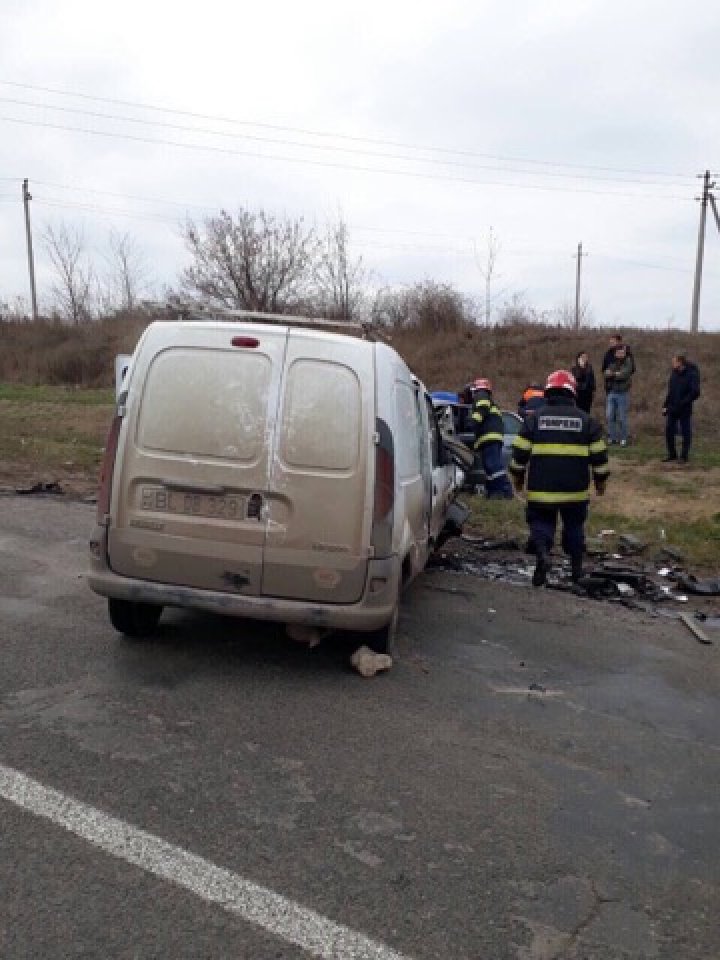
[{"left": 87, "top": 555, "right": 399, "bottom": 632}]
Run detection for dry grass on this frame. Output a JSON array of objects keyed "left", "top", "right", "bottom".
[{"left": 466, "top": 449, "right": 720, "bottom": 569}]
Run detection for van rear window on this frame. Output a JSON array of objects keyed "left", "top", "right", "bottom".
[
  {"left": 137, "top": 348, "right": 271, "bottom": 460},
  {"left": 280, "top": 360, "right": 360, "bottom": 470}
]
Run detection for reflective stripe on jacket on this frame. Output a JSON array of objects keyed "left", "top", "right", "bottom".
[
  {"left": 471, "top": 393, "right": 504, "bottom": 449},
  {"left": 508, "top": 397, "right": 609, "bottom": 504}
]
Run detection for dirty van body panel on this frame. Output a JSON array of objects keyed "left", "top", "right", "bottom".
[
  {"left": 260, "top": 331, "right": 375, "bottom": 604},
  {"left": 107, "top": 325, "right": 288, "bottom": 595},
  {"left": 374, "top": 347, "right": 430, "bottom": 580}
]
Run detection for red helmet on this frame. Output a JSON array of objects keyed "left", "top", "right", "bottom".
[
  {"left": 471, "top": 377, "right": 493, "bottom": 393},
  {"left": 545, "top": 370, "right": 577, "bottom": 397}
]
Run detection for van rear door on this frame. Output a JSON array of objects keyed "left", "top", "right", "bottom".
[
  {"left": 260, "top": 331, "right": 373, "bottom": 604},
  {"left": 107, "top": 325, "right": 287, "bottom": 594}
]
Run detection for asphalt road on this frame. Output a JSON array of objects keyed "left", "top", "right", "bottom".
[{"left": 0, "top": 495, "right": 718, "bottom": 959}]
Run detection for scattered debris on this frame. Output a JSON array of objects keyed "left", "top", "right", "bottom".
[
  {"left": 659, "top": 545, "right": 684, "bottom": 563},
  {"left": 15, "top": 481, "right": 64, "bottom": 495},
  {"left": 679, "top": 613, "right": 713, "bottom": 645},
  {"left": 429, "top": 535, "right": 716, "bottom": 620},
  {"left": 350, "top": 645, "right": 393, "bottom": 677},
  {"left": 618, "top": 534, "right": 647, "bottom": 556},
  {"left": 673, "top": 574, "right": 720, "bottom": 597},
  {"left": 528, "top": 682, "right": 546, "bottom": 692},
  {"left": 659, "top": 585, "right": 689, "bottom": 603},
  {"left": 461, "top": 535, "right": 522, "bottom": 551},
  {"left": 598, "top": 529, "right": 616, "bottom": 537}
]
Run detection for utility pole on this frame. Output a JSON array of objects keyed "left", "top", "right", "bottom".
[
  {"left": 22, "top": 178, "right": 38, "bottom": 320},
  {"left": 572, "top": 242, "right": 586, "bottom": 330},
  {"left": 690, "top": 170, "right": 717, "bottom": 333}
]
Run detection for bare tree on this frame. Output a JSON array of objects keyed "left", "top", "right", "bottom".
[
  {"left": 474, "top": 227, "right": 502, "bottom": 324},
  {"left": 496, "top": 292, "right": 551, "bottom": 326},
  {"left": 180, "top": 208, "right": 318, "bottom": 313},
  {"left": 554, "top": 299, "right": 593, "bottom": 328},
  {"left": 314, "top": 216, "right": 367, "bottom": 321},
  {"left": 43, "top": 223, "right": 95, "bottom": 324},
  {"left": 104, "top": 231, "right": 150, "bottom": 312},
  {"left": 372, "top": 281, "right": 470, "bottom": 332}
]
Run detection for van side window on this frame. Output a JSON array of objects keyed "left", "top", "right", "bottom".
[
  {"left": 280, "top": 360, "right": 361, "bottom": 470},
  {"left": 137, "top": 348, "right": 271, "bottom": 460},
  {"left": 395, "top": 382, "right": 422, "bottom": 478}
]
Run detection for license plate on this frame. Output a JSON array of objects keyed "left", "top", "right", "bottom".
[{"left": 141, "top": 488, "right": 245, "bottom": 519}]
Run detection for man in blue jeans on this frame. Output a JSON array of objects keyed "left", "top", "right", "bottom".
[{"left": 603, "top": 344, "right": 633, "bottom": 445}]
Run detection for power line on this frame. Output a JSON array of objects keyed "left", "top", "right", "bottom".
[
  {"left": 33, "top": 181, "right": 478, "bottom": 240},
  {"left": 32, "top": 197, "right": 181, "bottom": 225},
  {"left": 34, "top": 179, "right": 218, "bottom": 212},
  {"left": 0, "top": 96, "right": 692, "bottom": 190},
  {"left": 592, "top": 253, "right": 693, "bottom": 274},
  {"left": 0, "top": 114, "right": 692, "bottom": 201},
  {"left": 28, "top": 196, "right": 710, "bottom": 274},
  {"left": 0, "top": 79, "right": 694, "bottom": 181}
]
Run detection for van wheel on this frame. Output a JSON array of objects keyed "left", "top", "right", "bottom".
[
  {"left": 365, "top": 592, "right": 400, "bottom": 657},
  {"left": 108, "top": 598, "right": 162, "bottom": 638}
]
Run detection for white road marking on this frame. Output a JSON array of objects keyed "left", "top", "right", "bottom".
[{"left": 0, "top": 762, "right": 411, "bottom": 960}]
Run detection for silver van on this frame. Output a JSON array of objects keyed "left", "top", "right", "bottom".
[{"left": 88, "top": 314, "right": 464, "bottom": 653}]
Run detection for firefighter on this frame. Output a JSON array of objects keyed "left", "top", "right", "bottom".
[
  {"left": 508, "top": 370, "right": 609, "bottom": 586},
  {"left": 468, "top": 378, "right": 514, "bottom": 499},
  {"left": 518, "top": 383, "right": 545, "bottom": 419}
]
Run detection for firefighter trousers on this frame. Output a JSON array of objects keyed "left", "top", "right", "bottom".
[
  {"left": 480, "top": 441, "right": 513, "bottom": 499},
  {"left": 526, "top": 502, "right": 588, "bottom": 556}
]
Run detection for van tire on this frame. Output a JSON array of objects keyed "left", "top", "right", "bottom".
[
  {"left": 365, "top": 591, "right": 401, "bottom": 657},
  {"left": 108, "top": 598, "right": 163, "bottom": 638}
]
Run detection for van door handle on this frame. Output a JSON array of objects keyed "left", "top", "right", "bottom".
[{"left": 161, "top": 480, "right": 228, "bottom": 495}]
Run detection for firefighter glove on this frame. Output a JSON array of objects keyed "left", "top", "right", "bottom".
[
  {"left": 511, "top": 473, "right": 525, "bottom": 493},
  {"left": 595, "top": 478, "right": 607, "bottom": 496}
]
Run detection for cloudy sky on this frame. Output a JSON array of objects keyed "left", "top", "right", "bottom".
[{"left": 1, "top": 0, "right": 719, "bottom": 329}]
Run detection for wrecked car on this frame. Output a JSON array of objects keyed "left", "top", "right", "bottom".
[
  {"left": 430, "top": 393, "right": 522, "bottom": 492},
  {"left": 89, "top": 312, "right": 467, "bottom": 654}
]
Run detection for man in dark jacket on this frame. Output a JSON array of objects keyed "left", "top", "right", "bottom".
[
  {"left": 603, "top": 344, "right": 633, "bottom": 445},
  {"left": 602, "top": 333, "right": 636, "bottom": 375},
  {"left": 509, "top": 370, "right": 609, "bottom": 585},
  {"left": 663, "top": 353, "right": 700, "bottom": 463}
]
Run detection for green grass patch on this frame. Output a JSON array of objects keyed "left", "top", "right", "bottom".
[
  {"left": 464, "top": 495, "right": 720, "bottom": 569},
  {"left": 609, "top": 441, "right": 720, "bottom": 468},
  {"left": 0, "top": 384, "right": 114, "bottom": 405}
]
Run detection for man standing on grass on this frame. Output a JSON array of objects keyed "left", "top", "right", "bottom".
[
  {"left": 603, "top": 344, "right": 634, "bottom": 446},
  {"left": 602, "top": 333, "right": 636, "bottom": 376},
  {"left": 662, "top": 353, "right": 700, "bottom": 464},
  {"left": 509, "top": 370, "right": 609, "bottom": 586}
]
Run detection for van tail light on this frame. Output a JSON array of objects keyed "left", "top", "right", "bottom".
[
  {"left": 371, "top": 419, "right": 395, "bottom": 557},
  {"left": 97, "top": 413, "right": 123, "bottom": 524}
]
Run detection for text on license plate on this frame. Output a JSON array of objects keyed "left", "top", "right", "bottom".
[{"left": 141, "top": 488, "right": 245, "bottom": 519}]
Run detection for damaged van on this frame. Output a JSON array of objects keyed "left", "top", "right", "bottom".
[{"left": 88, "top": 314, "right": 466, "bottom": 653}]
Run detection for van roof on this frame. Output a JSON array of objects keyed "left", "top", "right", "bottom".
[{"left": 142, "top": 319, "right": 377, "bottom": 351}]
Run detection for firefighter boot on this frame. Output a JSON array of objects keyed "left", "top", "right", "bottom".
[
  {"left": 570, "top": 552, "right": 583, "bottom": 583},
  {"left": 532, "top": 547, "right": 549, "bottom": 587}
]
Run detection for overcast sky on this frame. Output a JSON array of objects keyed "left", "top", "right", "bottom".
[{"left": 1, "top": 0, "right": 719, "bottom": 330}]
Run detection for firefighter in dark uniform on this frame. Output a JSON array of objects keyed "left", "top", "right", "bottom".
[
  {"left": 518, "top": 383, "right": 545, "bottom": 420},
  {"left": 469, "top": 378, "right": 514, "bottom": 499},
  {"left": 508, "top": 370, "right": 609, "bottom": 586}
]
